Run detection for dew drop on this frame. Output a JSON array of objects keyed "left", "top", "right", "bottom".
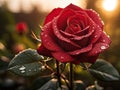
[
  {"left": 19, "top": 66, "right": 26, "bottom": 70},
  {"left": 94, "top": 35, "right": 97, "bottom": 38},
  {"left": 100, "top": 46, "right": 106, "bottom": 50},
  {"left": 44, "top": 34, "right": 48, "bottom": 37},
  {"left": 103, "top": 40, "right": 105, "bottom": 42},
  {"left": 76, "top": 52, "right": 79, "bottom": 55},
  {"left": 28, "top": 69, "right": 31, "bottom": 71},
  {"left": 41, "top": 33, "right": 44, "bottom": 35},
  {"left": 61, "top": 56, "right": 64, "bottom": 59},
  {"left": 95, "top": 51, "right": 98, "bottom": 54}
]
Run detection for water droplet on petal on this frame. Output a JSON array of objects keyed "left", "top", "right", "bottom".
[
  {"left": 41, "top": 33, "right": 44, "bottom": 35},
  {"left": 76, "top": 52, "right": 79, "bottom": 55},
  {"left": 95, "top": 51, "right": 98, "bottom": 54},
  {"left": 100, "top": 46, "right": 106, "bottom": 50},
  {"left": 61, "top": 56, "right": 64, "bottom": 59},
  {"left": 94, "top": 35, "right": 97, "bottom": 38},
  {"left": 103, "top": 40, "right": 105, "bottom": 42},
  {"left": 44, "top": 34, "right": 48, "bottom": 37}
]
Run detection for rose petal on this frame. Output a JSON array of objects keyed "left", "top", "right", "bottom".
[
  {"left": 52, "top": 51, "right": 74, "bottom": 62},
  {"left": 44, "top": 8, "right": 63, "bottom": 25},
  {"left": 60, "top": 30, "right": 77, "bottom": 38},
  {"left": 41, "top": 22, "right": 62, "bottom": 51},
  {"left": 98, "top": 32, "right": 111, "bottom": 44},
  {"left": 67, "top": 14, "right": 89, "bottom": 30},
  {"left": 87, "top": 43, "right": 110, "bottom": 56},
  {"left": 70, "top": 29, "right": 94, "bottom": 40},
  {"left": 37, "top": 44, "right": 52, "bottom": 57},
  {"left": 85, "top": 9, "right": 104, "bottom": 29},
  {"left": 68, "top": 44, "right": 92, "bottom": 55},
  {"left": 57, "top": 8, "right": 76, "bottom": 30},
  {"left": 58, "top": 40, "right": 80, "bottom": 51},
  {"left": 74, "top": 26, "right": 89, "bottom": 36},
  {"left": 65, "top": 3, "right": 83, "bottom": 11},
  {"left": 72, "top": 54, "right": 99, "bottom": 64},
  {"left": 89, "top": 25, "right": 102, "bottom": 43},
  {"left": 65, "top": 24, "right": 81, "bottom": 34},
  {"left": 52, "top": 18, "right": 81, "bottom": 48}
]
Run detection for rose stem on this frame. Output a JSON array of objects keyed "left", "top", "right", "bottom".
[
  {"left": 56, "top": 60, "right": 62, "bottom": 88},
  {"left": 69, "top": 63, "right": 74, "bottom": 90}
]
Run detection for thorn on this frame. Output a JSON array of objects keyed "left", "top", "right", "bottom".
[
  {"left": 31, "top": 31, "right": 41, "bottom": 42},
  {"left": 38, "top": 25, "right": 43, "bottom": 31}
]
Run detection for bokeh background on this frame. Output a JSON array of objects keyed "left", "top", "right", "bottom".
[{"left": 0, "top": 0, "right": 120, "bottom": 90}]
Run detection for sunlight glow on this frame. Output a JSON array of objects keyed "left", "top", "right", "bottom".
[
  {"left": 7, "top": 0, "right": 21, "bottom": 13},
  {"left": 4, "top": 0, "right": 86, "bottom": 13},
  {"left": 102, "top": 0, "right": 118, "bottom": 11},
  {"left": 0, "top": 0, "right": 4, "bottom": 7},
  {"left": 35, "top": 0, "right": 86, "bottom": 12}
]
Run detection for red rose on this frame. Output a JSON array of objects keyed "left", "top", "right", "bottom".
[
  {"left": 37, "top": 4, "right": 111, "bottom": 64},
  {"left": 16, "top": 22, "right": 28, "bottom": 34}
]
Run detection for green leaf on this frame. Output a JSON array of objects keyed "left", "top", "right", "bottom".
[
  {"left": 89, "top": 59, "right": 120, "bottom": 81},
  {"left": 38, "top": 79, "right": 58, "bottom": 90},
  {"left": 8, "top": 48, "right": 46, "bottom": 76},
  {"left": 31, "top": 76, "right": 51, "bottom": 90},
  {"left": 38, "top": 79, "right": 68, "bottom": 90}
]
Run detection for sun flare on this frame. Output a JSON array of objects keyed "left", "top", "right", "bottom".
[{"left": 102, "top": 0, "right": 118, "bottom": 11}]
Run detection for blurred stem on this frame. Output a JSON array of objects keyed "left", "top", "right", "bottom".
[
  {"left": 69, "top": 63, "right": 74, "bottom": 90},
  {"left": 56, "top": 60, "right": 62, "bottom": 88}
]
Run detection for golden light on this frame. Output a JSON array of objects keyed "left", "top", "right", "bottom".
[
  {"left": 35, "top": 0, "right": 86, "bottom": 12},
  {"left": 102, "top": 0, "right": 118, "bottom": 11},
  {"left": 7, "top": 0, "right": 21, "bottom": 13},
  {"left": 3, "top": 0, "right": 86, "bottom": 13}
]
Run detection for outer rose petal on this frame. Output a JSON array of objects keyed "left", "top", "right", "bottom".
[
  {"left": 98, "top": 32, "right": 111, "bottom": 44},
  {"left": 85, "top": 9, "right": 104, "bottom": 29},
  {"left": 41, "top": 22, "right": 62, "bottom": 51},
  {"left": 37, "top": 44, "right": 52, "bottom": 57},
  {"left": 52, "top": 51, "right": 74, "bottom": 62},
  {"left": 65, "top": 3, "right": 83, "bottom": 11},
  {"left": 68, "top": 44, "right": 92, "bottom": 55},
  {"left": 73, "top": 54, "right": 99, "bottom": 64},
  {"left": 89, "top": 25, "right": 102, "bottom": 44},
  {"left": 88, "top": 32, "right": 111, "bottom": 56},
  {"left": 87, "top": 43, "right": 110, "bottom": 56},
  {"left": 57, "top": 8, "right": 76, "bottom": 30},
  {"left": 44, "top": 8, "right": 63, "bottom": 25}
]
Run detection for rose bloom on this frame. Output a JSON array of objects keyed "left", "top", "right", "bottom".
[
  {"left": 16, "top": 22, "right": 28, "bottom": 34},
  {"left": 37, "top": 4, "right": 111, "bottom": 64}
]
